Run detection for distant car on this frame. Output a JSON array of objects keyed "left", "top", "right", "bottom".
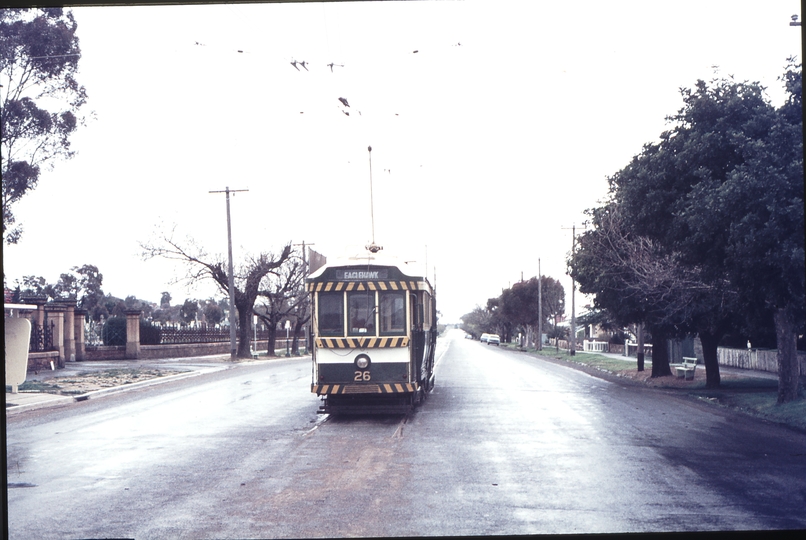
[
  {"left": 480, "top": 333, "right": 491, "bottom": 343},
  {"left": 487, "top": 334, "right": 500, "bottom": 346}
]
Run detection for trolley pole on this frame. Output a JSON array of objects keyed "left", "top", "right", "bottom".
[{"left": 210, "top": 186, "right": 249, "bottom": 360}]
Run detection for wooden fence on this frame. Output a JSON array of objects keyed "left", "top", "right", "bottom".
[{"left": 717, "top": 347, "right": 806, "bottom": 374}]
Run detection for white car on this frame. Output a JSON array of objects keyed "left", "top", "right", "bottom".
[
  {"left": 487, "top": 334, "right": 500, "bottom": 346},
  {"left": 480, "top": 333, "right": 491, "bottom": 343}
]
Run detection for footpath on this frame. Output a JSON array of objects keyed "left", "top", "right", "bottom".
[{"left": 5, "top": 354, "right": 308, "bottom": 415}]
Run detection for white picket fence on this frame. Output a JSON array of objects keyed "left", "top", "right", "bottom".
[{"left": 717, "top": 347, "right": 806, "bottom": 374}]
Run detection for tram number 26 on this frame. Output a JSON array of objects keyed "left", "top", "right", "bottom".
[{"left": 354, "top": 370, "right": 371, "bottom": 381}]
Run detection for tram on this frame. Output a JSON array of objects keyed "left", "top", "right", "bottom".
[{"left": 307, "top": 251, "right": 437, "bottom": 414}]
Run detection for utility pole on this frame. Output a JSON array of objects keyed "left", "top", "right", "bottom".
[
  {"left": 292, "top": 240, "right": 314, "bottom": 276},
  {"left": 538, "top": 258, "right": 543, "bottom": 351},
  {"left": 570, "top": 225, "right": 576, "bottom": 356},
  {"left": 561, "top": 224, "right": 582, "bottom": 356},
  {"left": 293, "top": 240, "right": 314, "bottom": 355},
  {"left": 210, "top": 186, "right": 248, "bottom": 360}
]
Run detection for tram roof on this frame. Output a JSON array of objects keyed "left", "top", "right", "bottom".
[{"left": 306, "top": 251, "right": 430, "bottom": 287}]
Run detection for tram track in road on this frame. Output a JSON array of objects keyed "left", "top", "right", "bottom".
[{"left": 301, "top": 412, "right": 332, "bottom": 436}]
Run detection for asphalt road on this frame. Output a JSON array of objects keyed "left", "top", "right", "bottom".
[{"left": 6, "top": 329, "right": 806, "bottom": 538}]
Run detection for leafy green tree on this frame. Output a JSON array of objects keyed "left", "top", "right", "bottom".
[
  {"left": 201, "top": 297, "right": 224, "bottom": 325},
  {"left": 160, "top": 291, "right": 172, "bottom": 308},
  {"left": 1, "top": 8, "right": 88, "bottom": 244},
  {"left": 679, "top": 60, "right": 803, "bottom": 401},
  {"left": 486, "top": 296, "right": 512, "bottom": 343},
  {"left": 15, "top": 274, "right": 48, "bottom": 297},
  {"left": 179, "top": 298, "right": 198, "bottom": 324},
  {"left": 499, "top": 280, "right": 539, "bottom": 334},
  {"left": 460, "top": 305, "right": 492, "bottom": 339},
  {"left": 497, "top": 276, "right": 565, "bottom": 345},
  {"left": 124, "top": 295, "right": 153, "bottom": 319},
  {"left": 540, "top": 276, "right": 565, "bottom": 339},
  {"left": 573, "top": 63, "right": 803, "bottom": 398}
]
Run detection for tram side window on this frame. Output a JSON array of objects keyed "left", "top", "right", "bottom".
[
  {"left": 379, "top": 292, "right": 405, "bottom": 335},
  {"left": 348, "top": 293, "right": 375, "bottom": 336},
  {"left": 318, "top": 293, "right": 344, "bottom": 336}
]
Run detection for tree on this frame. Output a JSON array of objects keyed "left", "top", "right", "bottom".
[
  {"left": 15, "top": 274, "right": 49, "bottom": 297},
  {"left": 571, "top": 203, "right": 712, "bottom": 377},
  {"left": 179, "top": 299, "right": 198, "bottom": 324},
  {"left": 201, "top": 297, "right": 224, "bottom": 325},
  {"left": 499, "top": 279, "right": 540, "bottom": 335},
  {"left": 1, "top": 8, "right": 88, "bottom": 244},
  {"left": 486, "top": 296, "right": 512, "bottom": 343},
  {"left": 496, "top": 276, "right": 565, "bottom": 347},
  {"left": 160, "top": 292, "right": 172, "bottom": 308},
  {"left": 681, "top": 60, "right": 803, "bottom": 401},
  {"left": 574, "top": 64, "right": 803, "bottom": 397},
  {"left": 540, "top": 276, "right": 565, "bottom": 339},
  {"left": 255, "top": 253, "right": 306, "bottom": 356},
  {"left": 460, "top": 305, "right": 492, "bottom": 338},
  {"left": 141, "top": 231, "right": 292, "bottom": 358}
]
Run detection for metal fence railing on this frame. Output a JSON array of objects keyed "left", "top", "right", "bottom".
[{"left": 29, "top": 320, "right": 55, "bottom": 352}]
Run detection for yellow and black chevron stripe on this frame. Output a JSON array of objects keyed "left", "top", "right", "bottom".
[
  {"left": 316, "top": 336, "right": 409, "bottom": 349},
  {"left": 307, "top": 280, "right": 425, "bottom": 293},
  {"left": 312, "top": 382, "right": 418, "bottom": 395}
]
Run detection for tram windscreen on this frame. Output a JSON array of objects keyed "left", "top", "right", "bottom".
[
  {"left": 380, "top": 292, "right": 405, "bottom": 334},
  {"left": 348, "top": 293, "right": 375, "bottom": 335},
  {"left": 318, "top": 293, "right": 344, "bottom": 336}
]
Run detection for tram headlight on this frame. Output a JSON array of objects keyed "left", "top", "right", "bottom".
[{"left": 355, "top": 354, "right": 371, "bottom": 369}]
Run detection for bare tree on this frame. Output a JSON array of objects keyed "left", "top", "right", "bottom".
[
  {"left": 254, "top": 254, "right": 307, "bottom": 356},
  {"left": 572, "top": 205, "right": 718, "bottom": 377},
  {"left": 141, "top": 230, "right": 291, "bottom": 358}
]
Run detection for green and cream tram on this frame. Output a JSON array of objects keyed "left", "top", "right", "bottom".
[{"left": 307, "top": 254, "right": 437, "bottom": 414}]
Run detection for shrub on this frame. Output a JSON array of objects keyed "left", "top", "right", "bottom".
[{"left": 102, "top": 317, "right": 126, "bottom": 346}]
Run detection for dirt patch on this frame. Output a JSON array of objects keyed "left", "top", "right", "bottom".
[
  {"left": 614, "top": 367, "right": 768, "bottom": 388},
  {"left": 15, "top": 368, "right": 184, "bottom": 395}
]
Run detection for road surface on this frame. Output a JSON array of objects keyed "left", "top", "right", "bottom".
[{"left": 6, "top": 329, "right": 806, "bottom": 537}]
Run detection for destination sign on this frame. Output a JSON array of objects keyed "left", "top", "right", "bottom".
[{"left": 336, "top": 269, "right": 389, "bottom": 280}]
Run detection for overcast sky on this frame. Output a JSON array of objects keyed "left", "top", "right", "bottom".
[{"left": 2, "top": 0, "right": 802, "bottom": 323}]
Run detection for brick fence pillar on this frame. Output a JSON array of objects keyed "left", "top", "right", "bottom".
[
  {"left": 44, "top": 304, "right": 66, "bottom": 367},
  {"left": 74, "top": 308, "right": 87, "bottom": 361},
  {"left": 125, "top": 310, "right": 142, "bottom": 359},
  {"left": 21, "top": 296, "right": 47, "bottom": 329},
  {"left": 58, "top": 299, "right": 77, "bottom": 361}
]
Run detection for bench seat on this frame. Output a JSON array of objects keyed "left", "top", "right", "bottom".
[{"left": 674, "top": 357, "right": 698, "bottom": 380}]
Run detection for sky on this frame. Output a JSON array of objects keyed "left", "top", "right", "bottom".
[{"left": 2, "top": 0, "right": 802, "bottom": 324}]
